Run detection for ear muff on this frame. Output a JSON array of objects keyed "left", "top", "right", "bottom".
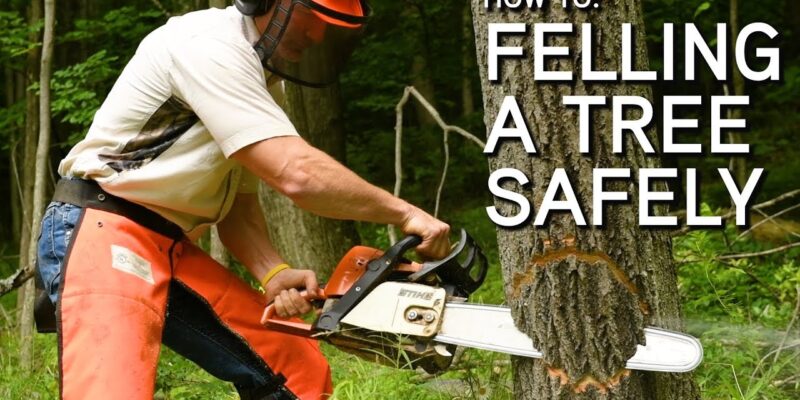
[{"left": 234, "top": 0, "right": 273, "bottom": 16}]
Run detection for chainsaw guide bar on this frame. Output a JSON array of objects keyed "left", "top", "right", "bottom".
[
  {"left": 435, "top": 302, "right": 703, "bottom": 373},
  {"left": 263, "top": 230, "right": 703, "bottom": 374}
]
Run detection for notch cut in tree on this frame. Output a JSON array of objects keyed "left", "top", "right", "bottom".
[{"left": 471, "top": 2, "right": 700, "bottom": 398}]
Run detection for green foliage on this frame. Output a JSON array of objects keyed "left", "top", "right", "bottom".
[
  {"left": 154, "top": 347, "right": 236, "bottom": 400},
  {"left": 326, "top": 343, "right": 512, "bottom": 400},
  {"left": 47, "top": 50, "right": 119, "bottom": 141},
  {"left": 675, "top": 218, "right": 800, "bottom": 399},
  {"left": 1, "top": 0, "right": 799, "bottom": 398},
  {"left": 2, "top": 209, "right": 799, "bottom": 399},
  {"left": 0, "top": 11, "right": 40, "bottom": 62},
  {"left": 61, "top": 7, "right": 164, "bottom": 59},
  {"left": 0, "top": 101, "right": 26, "bottom": 147},
  {"left": 0, "top": 334, "right": 59, "bottom": 400},
  {"left": 43, "top": 7, "right": 164, "bottom": 144},
  {"left": 341, "top": 0, "right": 487, "bottom": 214},
  {"left": 693, "top": 1, "right": 713, "bottom": 20}
]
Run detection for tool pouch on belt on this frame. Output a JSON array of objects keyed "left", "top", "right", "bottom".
[{"left": 33, "top": 178, "right": 184, "bottom": 334}]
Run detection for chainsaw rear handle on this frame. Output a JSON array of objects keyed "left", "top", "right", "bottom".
[{"left": 313, "top": 235, "right": 422, "bottom": 332}]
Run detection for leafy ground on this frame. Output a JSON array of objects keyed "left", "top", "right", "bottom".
[{"left": 1, "top": 209, "right": 798, "bottom": 399}]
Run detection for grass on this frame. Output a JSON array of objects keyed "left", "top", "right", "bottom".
[
  {"left": 1, "top": 209, "right": 799, "bottom": 399},
  {"left": 675, "top": 222, "right": 800, "bottom": 399}
]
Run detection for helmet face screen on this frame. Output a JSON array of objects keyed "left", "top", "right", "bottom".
[{"left": 262, "top": 0, "right": 369, "bottom": 87}]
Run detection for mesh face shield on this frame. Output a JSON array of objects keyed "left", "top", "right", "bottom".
[{"left": 254, "top": 0, "right": 370, "bottom": 87}]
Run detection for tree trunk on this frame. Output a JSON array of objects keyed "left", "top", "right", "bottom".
[
  {"left": 79, "top": 0, "right": 89, "bottom": 60},
  {"left": 471, "top": 3, "right": 699, "bottom": 399},
  {"left": 728, "top": 0, "right": 747, "bottom": 190},
  {"left": 14, "top": 69, "right": 27, "bottom": 322},
  {"left": 17, "top": 0, "right": 42, "bottom": 356},
  {"left": 208, "top": 0, "right": 226, "bottom": 9},
  {"left": 404, "top": 5, "right": 437, "bottom": 127},
  {"left": 3, "top": 65, "right": 13, "bottom": 108},
  {"left": 15, "top": 71, "right": 25, "bottom": 107},
  {"left": 258, "top": 80, "right": 359, "bottom": 278},
  {"left": 10, "top": 143, "right": 21, "bottom": 247},
  {"left": 5, "top": 65, "right": 22, "bottom": 246},
  {"left": 461, "top": 0, "right": 475, "bottom": 117},
  {"left": 209, "top": 226, "right": 231, "bottom": 267},
  {"left": 20, "top": 0, "right": 55, "bottom": 372},
  {"left": 410, "top": 54, "right": 437, "bottom": 127},
  {"left": 17, "top": 0, "right": 42, "bottom": 312}
]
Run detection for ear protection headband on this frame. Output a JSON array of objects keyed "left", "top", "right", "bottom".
[{"left": 234, "top": 0, "right": 272, "bottom": 16}]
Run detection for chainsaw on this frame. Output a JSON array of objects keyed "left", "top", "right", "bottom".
[{"left": 262, "top": 230, "right": 703, "bottom": 374}]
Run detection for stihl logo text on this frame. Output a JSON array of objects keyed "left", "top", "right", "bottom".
[{"left": 398, "top": 289, "right": 433, "bottom": 300}]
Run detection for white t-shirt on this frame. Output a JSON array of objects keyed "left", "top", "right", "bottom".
[{"left": 59, "top": 6, "right": 297, "bottom": 237}]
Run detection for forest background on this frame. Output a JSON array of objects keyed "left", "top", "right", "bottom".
[{"left": 0, "top": 0, "right": 798, "bottom": 399}]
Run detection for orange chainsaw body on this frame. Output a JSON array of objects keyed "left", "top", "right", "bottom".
[{"left": 262, "top": 246, "right": 422, "bottom": 336}]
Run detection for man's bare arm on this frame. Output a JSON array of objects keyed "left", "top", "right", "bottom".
[
  {"left": 231, "top": 136, "right": 450, "bottom": 259},
  {"left": 217, "top": 193, "right": 283, "bottom": 280},
  {"left": 217, "top": 193, "right": 320, "bottom": 316}
]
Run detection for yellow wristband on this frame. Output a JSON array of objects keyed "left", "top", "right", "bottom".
[{"left": 260, "top": 263, "right": 291, "bottom": 288}]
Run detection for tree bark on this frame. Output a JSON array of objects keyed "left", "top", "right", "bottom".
[
  {"left": 727, "top": 0, "right": 747, "bottom": 190},
  {"left": 17, "top": 0, "right": 42, "bottom": 307},
  {"left": 10, "top": 142, "right": 21, "bottom": 246},
  {"left": 258, "top": 79, "right": 359, "bottom": 278},
  {"left": 17, "top": 0, "right": 42, "bottom": 364},
  {"left": 471, "top": 2, "right": 700, "bottom": 399},
  {"left": 461, "top": 0, "right": 475, "bottom": 117},
  {"left": 5, "top": 65, "right": 22, "bottom": 246},
  {"left": 3, "top": 66, "right": 12, "bottom": 107},
  {"left": 209, "top": 226, "right": 231, "bottom": 267},
  {"left": 410, "top": 54, "right": 437, "bottom": 127},
  {"left": 408, "top": 4, "right": 438, "bottom": 128},
  {"left": 20, "top": 0, "right": 55, "bottom": 372}
]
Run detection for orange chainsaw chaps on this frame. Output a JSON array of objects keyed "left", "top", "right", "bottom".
[
  {"left": 173, "top": 242, "right": 333, "bottom": 400},
  {"left": 58, "top": 208, "right": 174, "bottom": 400}
]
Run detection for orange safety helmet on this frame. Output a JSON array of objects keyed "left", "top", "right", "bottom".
[{"left": 235, "top": 0, "right": 371, "bottom": 87}]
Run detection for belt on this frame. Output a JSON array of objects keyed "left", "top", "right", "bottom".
[{"left": 53, "top": 179, "right": 185, "bottom": 240}]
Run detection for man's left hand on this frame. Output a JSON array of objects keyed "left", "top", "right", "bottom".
[{"left": 263, "top": 268, "right": 320, "bottom": 318}]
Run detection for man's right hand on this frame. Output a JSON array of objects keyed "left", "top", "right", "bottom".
[{"left": 400, "top": 207, "right": 451, "bottom": 260}]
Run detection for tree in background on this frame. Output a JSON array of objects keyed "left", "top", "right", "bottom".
[
  {"left": 258, "top": 46, "right": 360, "bottom": 278},
  {"left": 471, "top": 2, "right": 700, "bottom": 398},
  {"left": 12, "top": 1, "right": 41, "bottom": 365},
  {"left": 19, "top": 0, "right": 54, "bottom": 372}
]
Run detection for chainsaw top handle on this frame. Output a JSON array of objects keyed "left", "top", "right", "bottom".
[{"left": 313, "top": 235, "right": 422, "bottom": 332}]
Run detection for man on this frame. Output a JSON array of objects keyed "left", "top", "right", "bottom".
[{"left": 36, "top": 1, "right": 450, "bottom": 399}]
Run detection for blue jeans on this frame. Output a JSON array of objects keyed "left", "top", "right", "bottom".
[
  {"left": 38, "top": 202, "right": 82, "bottom": 303},
  {"left": 37, "top": 201, "right": 297, "bottom": 399}
]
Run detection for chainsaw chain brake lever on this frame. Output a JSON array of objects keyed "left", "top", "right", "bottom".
[
  {"left": 408, "top": 229, "right": 488, "bottom": 298},
  {"left": 313, "top": 235, "right": 423, "bottom": 332}
]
